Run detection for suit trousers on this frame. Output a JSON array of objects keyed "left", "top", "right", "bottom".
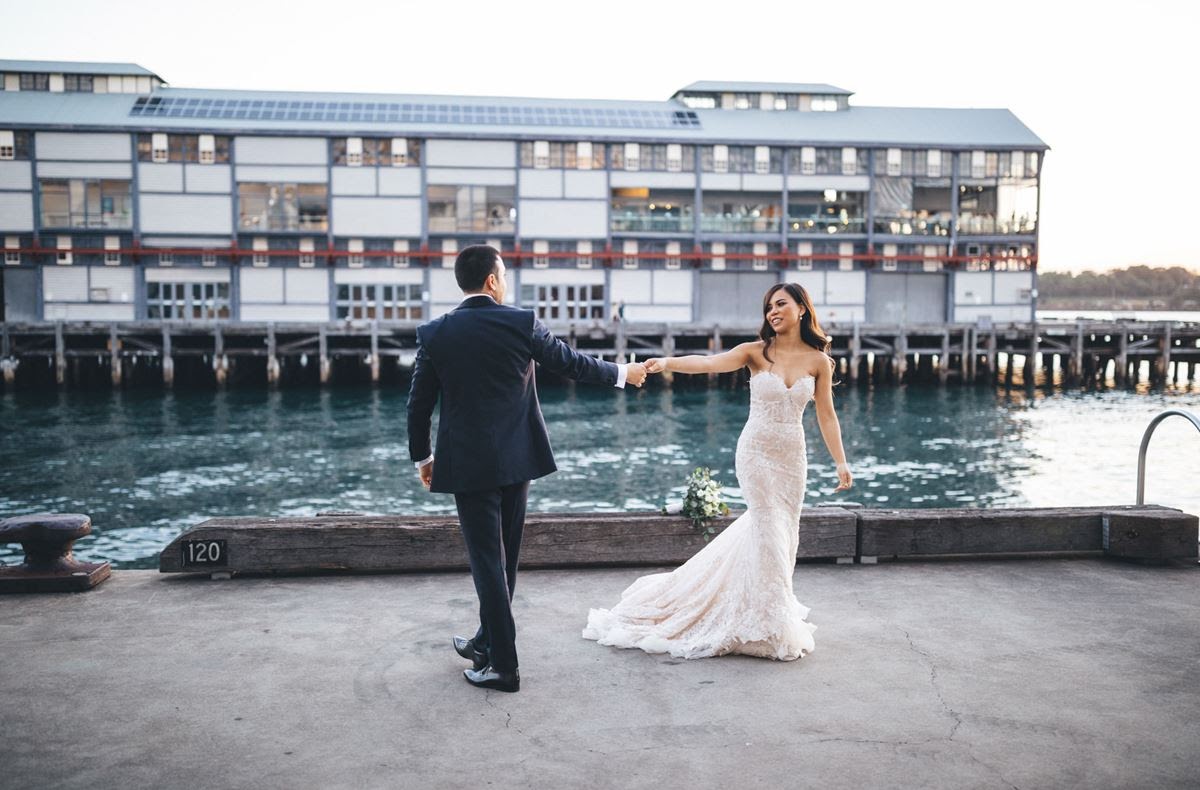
[{"left": 453, "top": 480, "right": 529, "bottom": 673}]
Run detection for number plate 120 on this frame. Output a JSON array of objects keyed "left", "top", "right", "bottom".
[{"left": 181, "top": 539, "right": 228, "bottom": 568}]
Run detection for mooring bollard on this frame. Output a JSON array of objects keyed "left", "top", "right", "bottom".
[{"left": 0, "top": 513, "right": 111, "bottom": 593}]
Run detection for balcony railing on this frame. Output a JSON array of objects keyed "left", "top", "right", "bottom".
[
  {"left": 873, "top": 214, "right": 953, "bottom": 237},
  {"left": 957, "top": 215, "right": 1037, "bottom": 235},
  {"left": 699, "top": 215, "right": 781, "bottom": 233},
  {"left": 40, "top": 212, "right": 133, "bottom": 229},
  {"left": 787, "top": 215, "right": 867, "bottom": 234},
  {"left": 610, "top": 214, "right": 694, "bottom": 233},
  {"left": 428, "top": 217, "right": 516, "bottom": 234}
]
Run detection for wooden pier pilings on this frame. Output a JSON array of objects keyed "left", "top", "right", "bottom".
[{"left": 1, "top": 319, "right": 1199, "bottom": 390}]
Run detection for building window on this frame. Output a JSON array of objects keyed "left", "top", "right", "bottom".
[
  {"left": 298, "top": 237, "right": 316, "bottom": 267},
  {"left": 754, "top": 146, "right": 771, "bottom": 175},
  {"left": 159, "top": 252, "right": 174, "bottom": 266},
  {"left": 811, "top": 95, "right": 838, "bottom": 112},
  {"left": 575, "top": 141, "right": 594, "bottom": 170},
  {"left": 63, "top": 74, "right": 94, "bottom": 92},
  {"left": 332, "top": 137, "right": 418, "bottom": 167},
  {"left": 970, "top": 150, "right": 986, "bottom": 179},
  {"left": 56, "top": 236, "right": 72, "bottom": 265},
  {"left": 665, "top": 241, "right": 682, "bottom": 270},
  {"left": 533, "top": 141, "right": 551, "bottom": 169},
  {"left": 5, "top": 235, "right": 21, "bottom": 265},
  {"left": 841, "top": 147, "right": 858, "bottom": 176},
  {"left": 532, "top": 240, "right": 550, "bottom": 268},
  {"left": 39, "top": 179, "right": 133, "bottom": 229},
  {"left": 712, "top": 145, "right": 729, "bottom": 173},
  {"left": 927, "top": 149, "right": 942, "bottom": 178},
  {"left": 881, "top": 243, "right": 899, "bottom": 271},
  {"left": 886, "top": 148, "right": 902, "bottom": 177},
  {"left": 622, "top": 239, "right": 638, "bottom": 269},
  {"left": 151, "top": 133, "right": 169, "bottom": 163},
  {"left": 238, "top": 183, "right": 329, "bottom": 231},
  {"left": 201, "top": 252, "right": 218, "bottom": 267},
  {"left": 752, "top": 242, "right": 769, "bottom": 271},
  {"left": 427, "top": 186, "right": 515, "bottom": 233},
  {"left": 441, "top": 239, "right": 458, "bottom": 268},
  {"left": 104, "top": 236, "right": 121, "bottom": 265},
  {"left": 519, "top": 283, "right": 605, "bottom": 321},
  {"left": 0, "top": 130, "right": 13, "bottom": 160},
  {"left": 336, "top": 283, "right": 423, "bottom": 320},
  {"left": 839, "top": 242, "right": 855, "bottom": 271},
  {"left": 252, "top": 237, "right": 269, "bottom": 267},
  {"left": 346, "top": 137, "right": 364, "bottom": 166},
  {"left": 701, "top": 192, "right": 782, "bottom": 233},
  {"left": 798, "top": 146, "right": 815, "bottom": 175},
  {"left": 147, "top": 281, "right": 231, "bottom": 319},
  {"left": 391, "top": 138, "right": 409, "bottom": 167},
  {"left": 667, "top": 144, "right": 683, "bottom": 172},
  {"left": 623, "top": 143, "right": 640, "bottom": 171},
  {"left": 576, "top": 240, "right": 593, "bottom": 269},
  {"left": 710, "top": 241, "right": 726, "bottom": 270},
  {"left": 347, "top": 238, "right": 364, "bottom": 268},
  {"left": 795, "top": 241, "right": 813, "bottom": 271},
  {"left": 610, "top": 187, "right": 694, "bottom": 233},
  {"left": 198, "top": 135, "right": 216, "bottom": 165},
  {"left": 19, "top": 73, "right": 50, "bottom": 91},
  {"left": 392, "top": 239, "right": 410, "bottom": 267}
]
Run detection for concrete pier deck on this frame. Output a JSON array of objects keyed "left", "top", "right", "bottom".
[{"left": 2, "top": 559, "right": 1198, "bottom": 789}]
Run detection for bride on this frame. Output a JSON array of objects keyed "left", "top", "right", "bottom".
[{"left": 583, "top": 282, "right": 852, "bottom": 661}]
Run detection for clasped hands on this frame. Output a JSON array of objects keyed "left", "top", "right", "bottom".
[{"left": 623, "top": 356, "right": 672, "bottom": 386}]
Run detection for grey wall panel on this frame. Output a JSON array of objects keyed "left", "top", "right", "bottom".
[
  {"left": 138, "top": 163, "right": 184, "bottom": 192},
  {"left": 234, "top": 137, "right": 327, "bottom": 165},
  {"left": 235, "top": 165, "right": 328, "bottom": 184},
  {"left": 42, "top": 266, "right": 89, "bottom": 301},
  {"left": 609, "top": 171, "right": 696, "bottom": 189},
  {"left": 866, "top": 273, "right": 946, "bottom": 323},
  {"left": 786, "top": 175, "right": 871, "bottom": 192},
  {"left": 36, "top": 132, "right": 131, "bottom": 161},
  {"left": 563, "top": 171, "right": 607, "bottom": 199},
  {"left": 185, "top": 165, "right": 232, "bottom": 193},
  {"left": 0, "top": 192, "right": 35, "bottom": 231},
  {"left": 377, "top": 168, "right": 422, "bottom": 196},
  {"left": 139, "top": 194, "right": 233, "bottom": 235},
  {"left": 38, "top": 162, "right": 133, "bottom": 179},
  {"left": 425, "top": 140, "right": 515, "bottom": 168},
  {"left": 331, "top": 197, "right": 421, "bottom": 236},
  {"left": 240, "top": 268, "right": 285, "bottom": 302},
  {"left": 741, "top": 174, "right": 784, "bottom": 191},
  {"left": 3, "top": 268, "right": 37, "bottom": 321},
  {"left": 0, "top": 161, "right": 33, "bottom": 190},
  {"left": 426, "top": 168, "right": 515, "bottom": 186},
  {"left": 332, "top": 167, "right": 377, "bottom": 196},
  {"left": 700, "top": 173, "right": 742, "bottom": 191},
  {"left": 518, "top": 169, "right": 563, "bottom": 198},
  {"left": 697, "top": 272, "right": 777, "bottom": 324},
  {"left": 517, "top": 199, "right": 606, "bottom": 239}
]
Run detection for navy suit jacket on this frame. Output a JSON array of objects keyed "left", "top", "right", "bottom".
[{"left": 406, "top": 295, "right": 619, "bottom": 494}]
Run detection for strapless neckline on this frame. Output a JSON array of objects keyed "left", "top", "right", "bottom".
[{"left": 752, "top": 370, "right": 815, "bottom": 390}]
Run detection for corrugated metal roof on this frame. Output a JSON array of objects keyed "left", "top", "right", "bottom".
[
  {"left": 0, "top": 88, "right": 1048, "bottom": 149},
  {"left": 0, "top": 59, "right": 161, "bottom": 78},
  {"left": 677, "top": 81, "right": 853, "bottom": 96}
]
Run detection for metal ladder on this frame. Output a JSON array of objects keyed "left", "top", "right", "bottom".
[{"left": 1137, "top": 409, "right": 1200, "bottom": 505}]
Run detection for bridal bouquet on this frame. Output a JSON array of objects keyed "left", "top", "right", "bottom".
[{"left": 665, "top": 466, "right": 731, "bottom": 540}]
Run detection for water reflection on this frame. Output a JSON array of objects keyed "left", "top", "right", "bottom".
[{"left": 2, "top": 380, "right": 1197, "bottom": 569}]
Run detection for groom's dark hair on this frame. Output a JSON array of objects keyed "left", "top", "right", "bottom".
[{"left": 455, "top": 245, "right": 501, "bottom": 292}]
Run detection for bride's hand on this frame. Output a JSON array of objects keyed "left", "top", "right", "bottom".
[
  {"left": 644, "top": 357, "right": 667, "bottom": 374},
  {"left": 834, "top": 463, "right": 853, "bottom": 492}
]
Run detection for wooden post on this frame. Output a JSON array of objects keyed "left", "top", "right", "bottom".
[
  {"left": 849, "top": 323, "right": 861, "bottom": 384},
  {"left": 1116, "top": 331, "right": 1128, "bottom": 385},
  {"left": 109, "top": 324, "right": 122, "bottom": 388},
  {"left": 319, "top": 326, "right": 331, "bottom": 385},
  {"left": 369, "top": 322, "right": 380, "bottom": 384},
  {"left": 893, "top": 330, "right": 908, "bottom": 383},
  {"left": 1158, "top": 323, "right": 1172, "bottom": 385},
  {"left": 54, "top": 322, "right": 66, "bottom": 387},
  {"left": 986, "top": 330, "right": 998, "bottom": 384},
  {"left": 1, "top": 323, "right": 13, "bottom": 389},
  {"left": 213, "top": 325, "right": 227, "bottom": 387},
  {"left": 162, "top": 327, "right": 174, "bottom": 388},
  {"left": 266, "top": 323, "right": 280, "bottom": 386},
  {"left": 1069, "top": 323, "right": 1084, "bottom": 387},
  {"left": 614, "top": 320, "right": 627, "bottom": 363},
  {"left": 938, "top": 330, "right": 950, "bottom": 385},
  {"left": 1026, "top": 322, "right": 1038, "bottom": 387},
  {"left": 1004, "top": 350, "right": 1015, "bottom": 388}
]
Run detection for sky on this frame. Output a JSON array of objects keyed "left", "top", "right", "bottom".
[{"left": 2, "top": 0, "right": 1197, "bottom": 274}]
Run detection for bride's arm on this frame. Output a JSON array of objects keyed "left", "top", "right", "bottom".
[
  {"left": 813, "top": 356, "right": 853, "bottom": 492},
  {"left": 645, "top": 342, "right": 758, "bottom": 375}
]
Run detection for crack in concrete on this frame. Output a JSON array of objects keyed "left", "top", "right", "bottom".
[
  {"left": 483, "top": 689, "right": 520, "bottom": 734},
  {"left": 899, "top": 626, "right": 963, "bottom": 741}
]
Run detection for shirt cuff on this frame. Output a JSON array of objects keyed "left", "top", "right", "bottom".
[
  {"left": 415, "top": 455, "right": 434, "bottom": 469},
  {"left": 615, "top": 363, "right": 627, "bottom": 389}
]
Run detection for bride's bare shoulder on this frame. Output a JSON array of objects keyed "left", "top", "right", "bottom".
[{"left": 734, "top": 340, "right": 767, "bottom": 371}]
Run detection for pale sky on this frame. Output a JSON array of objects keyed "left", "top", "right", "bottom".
[{"left": 2, "top": 0, "right": 1197, "bottom": 274}]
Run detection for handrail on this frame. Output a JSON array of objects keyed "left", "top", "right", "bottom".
[{"left": 1137, "top": 409, "right": 1200, "bottom": 504}]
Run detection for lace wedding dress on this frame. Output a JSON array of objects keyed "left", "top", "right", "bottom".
[{"left": 583, "top": 371, "right": 817, "bottom": 661}]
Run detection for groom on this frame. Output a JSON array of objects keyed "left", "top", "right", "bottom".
[{"left": 407, "top": 245, "right": 647, "bottom": 693}]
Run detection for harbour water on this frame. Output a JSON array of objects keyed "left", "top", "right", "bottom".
[{"left": 3, "top": 378, "right": 1198, "bottom": 569}]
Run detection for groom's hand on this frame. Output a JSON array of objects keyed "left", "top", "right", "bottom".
[
  {"left": 419, "top": 461, "right": 434, "bottom": 490},
  {"left": 626, "top": 362, "right": 647, "bottom": 387}
]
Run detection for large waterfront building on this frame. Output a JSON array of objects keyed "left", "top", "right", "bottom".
[{"left": 0, "top": 60, "right": 1046, "bottom": 326}]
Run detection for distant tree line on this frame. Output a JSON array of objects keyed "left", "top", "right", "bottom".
[{"left": 1038, "top": 266, "right": 1200, "bottom": 309}]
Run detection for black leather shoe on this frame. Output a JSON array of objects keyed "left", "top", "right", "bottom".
[
  {"left": 453, "top": 635, "right": 488, "bottom": 671},
  {"left": 464, "top": 665, "right": 520, "bottom": 693}
]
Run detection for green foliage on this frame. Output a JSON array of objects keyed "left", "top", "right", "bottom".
[
  {"left": 668, "top": 466, "right": 731, "bottom": 541},
  {"left": 1039, "top": 266, "right": 1200, "bottom": 308}
]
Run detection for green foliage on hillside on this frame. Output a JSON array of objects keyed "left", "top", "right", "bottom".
[{"left": 1039, "top": 266, "right": 1200, "bottom": 308}]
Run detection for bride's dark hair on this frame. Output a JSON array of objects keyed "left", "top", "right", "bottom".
[{"left": 759, "top": 282, "right": 831, "bottom": 362}]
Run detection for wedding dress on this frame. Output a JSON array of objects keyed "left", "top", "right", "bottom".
[{"left": 583, "top": 370, "right": 817, "bottom": 660}]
